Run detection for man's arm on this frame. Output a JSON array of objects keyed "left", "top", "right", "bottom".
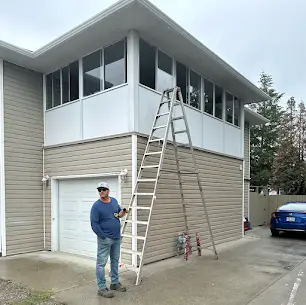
[
  {"left": 116, "top": 199, "right": 125, "bottom": 218},
  {"left": 90, "top": 204, "right": 106, "bottom": 239}
]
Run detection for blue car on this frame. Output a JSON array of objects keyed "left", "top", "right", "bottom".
[{"left": 270, "top": 201, "right": 306, "bottom": 236}]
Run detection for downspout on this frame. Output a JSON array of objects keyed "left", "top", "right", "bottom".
[
  {"left": 42, "top": 73, "right": 46, "bottom": 250},
  {"left": 42, "top": 145, "right": 46, "bottom": 250}
]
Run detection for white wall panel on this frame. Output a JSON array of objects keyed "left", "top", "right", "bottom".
[
  {"left": 137, "top": 85, "right": 242, "bottom": 158},
  {"left": 45, "top": 85, "right": 129, "bottom": 146},
  {"left": 202, "top": 115, "right": 224, "bottom": 153},
  {"left": 82, "top": 85, "right": 129, "bottom": 139},
  {"left": 224, "top": 123, "right": 242, "bottom": 158},
  {"left": 45, "top": 101, "right": 82, "bottom": 146}
]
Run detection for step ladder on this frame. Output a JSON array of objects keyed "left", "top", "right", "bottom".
[{"left": 120, "top": 86, "right": 218, "bottom": 285}]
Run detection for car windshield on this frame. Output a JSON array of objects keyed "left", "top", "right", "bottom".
[{"left": 278, "top": 202, "right": 306, "bottom": 212}]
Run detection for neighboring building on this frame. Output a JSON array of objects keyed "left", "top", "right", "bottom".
[{"left": 0, "top": 0, "right": 268, "bottom": 266}]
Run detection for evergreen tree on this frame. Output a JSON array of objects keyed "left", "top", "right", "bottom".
[
  {"left": 272, "top": 97, "right": 306, "bottom": 194},
  {"left": 249, "top": 71, "right": 284, "bottom": 186}
]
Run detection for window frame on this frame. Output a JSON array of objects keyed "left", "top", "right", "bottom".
[
  {"left": 137, "top": 37, "right": 240, "bottom": 124},
  {"left": 103, "top": 39, "right": 127, "bottom": 90},
  {"left": 45, "top": 37, "right": 127, "bottom": 110},
  {"left": 225, "top": 91, "right": 234, "bottom": 124},
  {"left": 233, "top": 96, "right": 241, "bottom": 127},
  {"left": 188, "top": 68, "right": 202, "bottom": 110},
  {"left": 156, "top": 48, "right": 174, "bottom": 93}
]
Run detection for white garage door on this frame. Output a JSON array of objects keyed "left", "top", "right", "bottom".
[{"left": 58, "top": 177, "right": 119, "bottom": 258}]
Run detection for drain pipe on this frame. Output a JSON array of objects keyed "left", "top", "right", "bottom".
[{"left": 42, "top": 144, "right": 46, "bottom": 250}]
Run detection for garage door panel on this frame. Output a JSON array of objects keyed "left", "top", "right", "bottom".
[{"left": 58, "top": 177, "right": 119, "bottom": 258}]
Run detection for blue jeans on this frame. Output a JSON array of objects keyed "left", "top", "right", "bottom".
[{"left": 96, "top": 236, "right": 120, "bottom": 289}]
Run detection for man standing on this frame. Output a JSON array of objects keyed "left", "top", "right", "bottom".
[{"left": 90, "top": 182, "right": 126, "bottom": 298}]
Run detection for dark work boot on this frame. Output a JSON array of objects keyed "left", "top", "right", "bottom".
[
  {"left": 110, "top": 282, "right": 127, "bottom": 292},
  {"left": 97, "top": 288, "right": 114, "bottom": 298}
]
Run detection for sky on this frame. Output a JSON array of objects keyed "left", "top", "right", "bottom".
[{"left": 0, "top": 0, "right": 305, "bottom": 107}]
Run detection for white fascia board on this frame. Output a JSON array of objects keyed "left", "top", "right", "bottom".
[{"left": 244, "top": 107, "right": 270, "bottom": 125}]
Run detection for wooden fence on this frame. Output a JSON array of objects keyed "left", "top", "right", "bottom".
[{"left": 249, "top": 189, "right": 306, "bottom": 227}]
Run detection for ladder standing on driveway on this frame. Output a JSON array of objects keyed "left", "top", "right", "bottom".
[{"left": 120, "top": 86, "right": 218, "bottom": 285}]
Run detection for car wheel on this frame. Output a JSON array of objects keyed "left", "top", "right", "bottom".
[{"left": 271, "top": 229, "right": 279, "bottom": 237}]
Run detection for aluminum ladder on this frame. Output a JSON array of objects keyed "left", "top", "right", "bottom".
[{"left": 120, "top": 86, "right": 218, "bottom": 285}]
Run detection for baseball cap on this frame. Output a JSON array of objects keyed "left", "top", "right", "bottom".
[{"left": 97, "top": 182, "right": 110, "bottom": 190}]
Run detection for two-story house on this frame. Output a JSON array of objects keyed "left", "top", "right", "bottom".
[{"left": 0, "top": 0, "right": 268, "bottom": 267}]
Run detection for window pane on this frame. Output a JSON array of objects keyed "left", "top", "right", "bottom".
[
  {"left": 139, "top": 39, "right": 155, "bottom": 89},
  {"left": 215, "top": 85, "right": 223, "bottom": 119},
  {"left": 53, "top": 70, "right": 61, "bottom": 107},
  {"left": 234, "top": 96, "right": 240, "bottom": 126},
  {"left": 189, "top": 70, "right": 201, "bottom": 109},
  {"left": 46, "top": 74, "right": 52, "bottom": 109},
  {"left": 176, "top": 62, "right": 187, "bottom": 103},
  {"left": 203, "top": 79, "right": 213, "bottom": 115},
  {"left": 226, "top": 92, "right": 234, "bottom": 123},
  {"left": 157, "top": 50, "right": 172, "bottom": 92},
  {"left": 157, "top": 69, "right": 173, "bottom": 93},
  {"left": 62, "top": 66, "right": 69, "bottom": 104},
  {"left": 104, "top": 40, "right": 125, "bottom": 90},
  {"left": 70, "top": 61, "right": 79, "bottom": 101},
  {"left": 83, "top": 50, "right": 102, "bottom": 97},
  {"left": 158, "top": 50, "right": 172, "bottom": 74}
]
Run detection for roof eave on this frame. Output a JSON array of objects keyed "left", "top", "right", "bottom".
[
  {"left": 245, "top": 107, "right": 270, "bottom": 126},
  {"left": 137, "top": 0, "right": 269, "bottom": 103},
  {"left": 0, "top": 0, "right": 269, "bottom": 102}
]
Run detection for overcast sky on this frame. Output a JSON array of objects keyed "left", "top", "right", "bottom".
[{"left": 0, "top": 0, "right": 305, "bottom": 107}]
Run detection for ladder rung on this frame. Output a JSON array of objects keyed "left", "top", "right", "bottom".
[
  {"left": 149, "top": 138, "right": 164, "bottom": 143},
  {"left": 120, "top": 264, "right": 139, "bottom": 272},
  {"left": 175, "top": 130, "right": 187, "bottom": 134},
  {"left": 125, "top": 220, "right": 148, "bottom": 225},
  {"left": 157, "top": 112, "right": 170, "bottom": 117},
  {"left": 130, "top": 206, "right": 151, "bottom": 210},
  {"left": 162, "top": 169, "right": 197, "bottom": 175},
  {"left": 141, "top": 165, "right": 159, "bottom": 169},
  {"left": 161, "top": 99, "right": 171, "bottom": 104},
  {"left": 145, "top": 151, "right": 162, "bottom": 156},
  {"left": 121, "top": 249, "right": 142, "bottom": 256},
  {"left": 138, "top": 179, "right": 156, "bottom": 183},
  {"left": 153, "top": 125, "right": 167, "bottom": 130},
  {"left": 135, "top": 192, "right": 155, "bottom": 196},
  {"left": 173, "top": 116, "right": 184, "bottom": 121},
  {"left": 122, "top": 234, "right": 146, "bottom": 240}
]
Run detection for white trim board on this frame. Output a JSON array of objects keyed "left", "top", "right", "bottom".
[
  {"left": 0, "top": 59, "right": 6, "bottom": 256},
  {"left": 131, "top": 134, "right": 137, "bottom": 266}
]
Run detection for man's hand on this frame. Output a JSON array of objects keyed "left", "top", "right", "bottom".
[{"left": 118, "top": 210, "right": 125, "bottom": 218}]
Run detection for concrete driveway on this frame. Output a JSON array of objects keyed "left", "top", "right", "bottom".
[{"left": 0, "top": 227, "right": 306, "bottom": 305}]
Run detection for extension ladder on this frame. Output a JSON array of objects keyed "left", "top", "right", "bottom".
[{"left": 120, "top": 86, "right": 218, "bottom": 285}]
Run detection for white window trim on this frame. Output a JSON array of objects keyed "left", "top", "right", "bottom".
[
  {"left": 131, "top": 134, "right": 137, "bottom": 267},
  {"left": 0, "top": 59, "right": 6, "bottom": 256},
  {"left": 225, "top": 91, "right": 234, "bottom": 124},
  {"left": 45, "top": 38, "right": 127, "bottom": 109},
  {"left": 101, "top": 48, "right": 104, "bottom": 92}
]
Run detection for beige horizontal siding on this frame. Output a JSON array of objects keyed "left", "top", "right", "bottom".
[
  {"left": 3, "top": 61, "right": 44, "bottom": 255},
  {"left": 136, "top": 135, "right": 243, "bottom": 265},
  {"left": 44, "top": 135, "right": 133, "bottom": 263}
]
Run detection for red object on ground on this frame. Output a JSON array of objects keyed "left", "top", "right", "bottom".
[{"left": 244, "top": 218, "right": 248, "bottom": 231}]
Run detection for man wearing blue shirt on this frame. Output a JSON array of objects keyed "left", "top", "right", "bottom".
[{"left": 90, "top": 182, "right": 126, "bottom": 298}]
